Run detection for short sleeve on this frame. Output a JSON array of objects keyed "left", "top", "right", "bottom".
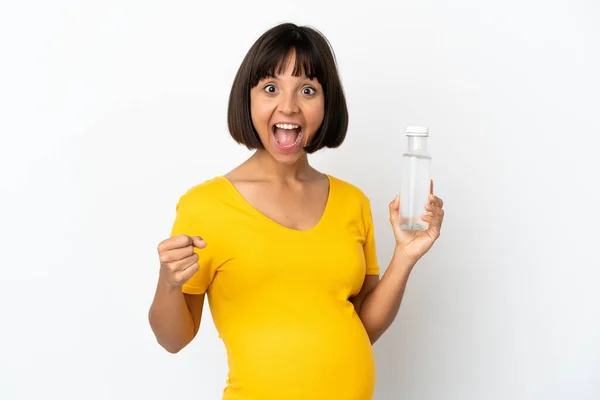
[
  {"left": 170, "top": 192, "right": 218, "bottom": 295},
  {"left": 363, "top": 199, "right": 380, "bottom": 276}
]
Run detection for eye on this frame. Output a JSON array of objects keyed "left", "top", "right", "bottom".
[
  {"left": 302, "top": 87, "right": 316, "bottom": 95},
  {"left": 264, "top": 84, "right": 277, "bottom": 93}
]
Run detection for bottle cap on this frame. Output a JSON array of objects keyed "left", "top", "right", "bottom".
[{"left": 406, "top": 126, "right": 429, "bottom": 137}]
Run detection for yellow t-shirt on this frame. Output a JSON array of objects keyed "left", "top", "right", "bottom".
[{"left": 171, "top": 174, "right": 380, "bottom": 400}]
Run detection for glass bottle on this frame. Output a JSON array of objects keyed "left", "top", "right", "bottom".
[{"left": 399, "top": 126, "right": 431, "bottom": 231}]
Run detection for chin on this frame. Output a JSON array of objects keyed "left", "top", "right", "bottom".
[
  {"left": 271, "top": 151, "right": 306, "bottom": 165},
  {"left": 264, "top": 143, "right": 307, "bottom": 164}
]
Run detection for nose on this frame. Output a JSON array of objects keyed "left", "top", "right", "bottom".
[{"left": 278, "top": 91, "right": 300, "bottom": 115}]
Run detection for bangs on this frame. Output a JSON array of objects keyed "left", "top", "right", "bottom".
[{"left": 248, "top": 37, "right": 325, "bottom": 88}]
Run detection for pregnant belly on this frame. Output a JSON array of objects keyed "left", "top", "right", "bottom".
[{"left": 220, "top": 311, "right": 376, "bottom": 400}]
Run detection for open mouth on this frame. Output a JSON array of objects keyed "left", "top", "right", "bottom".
[{"left": 272, "top": 123, "right": 303, "bottom": 149}]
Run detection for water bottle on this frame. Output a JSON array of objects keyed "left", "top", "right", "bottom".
[{"left": 399, "top": 126, "right": 432, "bottom": 231}]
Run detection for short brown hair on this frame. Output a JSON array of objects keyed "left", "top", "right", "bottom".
[{"left": 227, "top": 23, "right": 348, "bottom": 154}]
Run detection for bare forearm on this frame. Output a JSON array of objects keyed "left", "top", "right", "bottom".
[
  {"left": 359, "top": 249, "right": 417, "bottom": 344},
  {"left": 148, "top": 280, "right": 196, "bottom": 353}
]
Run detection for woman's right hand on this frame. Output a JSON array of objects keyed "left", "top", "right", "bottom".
[{"left": 157, "top": 234, "right": 207, "bottom": 288}]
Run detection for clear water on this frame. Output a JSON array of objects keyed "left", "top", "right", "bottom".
[{"left": 399, "top": 153, "right": 431, "bottom": 231}]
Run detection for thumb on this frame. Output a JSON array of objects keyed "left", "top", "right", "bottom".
[
  {"left": 190, "top": 236, "right": 207, "bottom": 249},
  {"left": 389, "top": 195, "right": 401, "bottom": 229},
  {"left": 390, "top": 195, "right": 403, "bottom": 241}
]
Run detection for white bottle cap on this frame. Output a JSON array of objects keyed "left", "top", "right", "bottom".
[{"left": 406, "top": 126, "right": 429, "bottom": 137}]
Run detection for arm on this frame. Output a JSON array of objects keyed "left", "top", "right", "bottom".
[
  {"left": 148, "top": 284, "right": 204, "bottom": 353},
  {"left": 351, "top": 251, "right": 416, "bottom": 344},
  {"left": 354, "top": 187, "right": 445, "bottom": 344},
  {"left": 148, "top": 234, "right": 208, "bottom": 353}
]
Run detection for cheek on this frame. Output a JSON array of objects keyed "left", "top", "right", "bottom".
[
  {"left": 250, "top": 101, "right": 272, "bottom": 132},
  {"left": 307, "top": 101, "right": 325, "bottom": 131}
]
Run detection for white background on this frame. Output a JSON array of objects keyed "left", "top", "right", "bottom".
[{"left": 1, "top": 1, "right": 599, "bottom": 399}]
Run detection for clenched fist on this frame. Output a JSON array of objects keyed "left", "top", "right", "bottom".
[{"left": 157, "top": 234, "right": 206, "bottom": 289}]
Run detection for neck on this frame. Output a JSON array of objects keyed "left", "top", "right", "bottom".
[{"left": 250, "top": 150, "right": 315, "bottom": 182}]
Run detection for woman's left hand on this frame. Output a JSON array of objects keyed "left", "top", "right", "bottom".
[{"left": 389, "top": 180, "right": 445, "bottom": 263}]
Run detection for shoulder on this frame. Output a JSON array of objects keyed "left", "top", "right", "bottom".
[
  {"left": 327, "top": 174, "right": 376, "bottom": 232},
  {"left": 176, "top": 176, "right": 230, "bottom": 209},
  {"left": 327, "top": 174, "right": 371, "bottom": 205}
]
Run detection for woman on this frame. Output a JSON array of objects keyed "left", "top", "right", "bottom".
[{"left": 149, "top": 22, "right": 445, "bottom": 400}]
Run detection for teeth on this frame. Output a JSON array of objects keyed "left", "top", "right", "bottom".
[{"left": 275, "top": 123, "right": 300, "bottom": 130}]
